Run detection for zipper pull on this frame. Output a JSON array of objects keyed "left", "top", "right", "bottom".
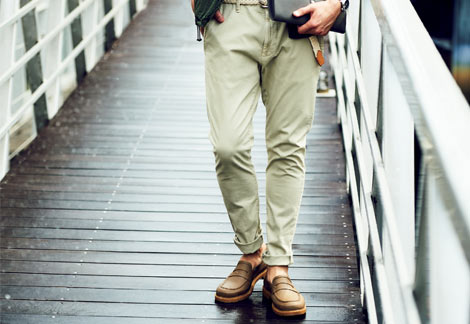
[{"left": 197, "top": 26, "right": 202, "bottom": 42}]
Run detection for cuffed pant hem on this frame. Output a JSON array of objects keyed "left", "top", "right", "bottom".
[
  {"left": 234, "top": 234, "right": 264, "bottom": 254},
  {"left": 262, "top": 254, "right": 294, "bottom": 266}
]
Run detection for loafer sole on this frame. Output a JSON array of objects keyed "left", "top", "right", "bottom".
[
  {"left": 263, "top": 287, "right": 307, "bottom": 316},
  {"left": 214, "top": 268, "right": 267, "bottom": 303}
]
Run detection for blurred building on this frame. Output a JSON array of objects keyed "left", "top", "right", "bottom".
[{"left": 411, "top": 0, "right": 470, "bottom": 103}]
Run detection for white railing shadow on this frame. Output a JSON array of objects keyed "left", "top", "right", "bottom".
[{"left": 328, "top": 0, "right": 470, "bottom": 323}]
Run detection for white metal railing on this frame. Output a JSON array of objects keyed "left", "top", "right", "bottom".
[
  {"left": 0, "top": 0, "right": 148, "bottom": 180},
  {"left": 328, "top": 0, "right": 470, "bottom": 323}
]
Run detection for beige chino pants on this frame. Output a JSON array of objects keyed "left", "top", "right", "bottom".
[{"left": 203, "top": 2, "right": 321, "bottom": 265}]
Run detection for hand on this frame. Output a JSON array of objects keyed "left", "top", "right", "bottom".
[
  {"left": 293, "top": 0, "right": 341, "bottom": 36},
  {"left": 200, "top": 11, "right": 224, "bottom": 35},
  {"left": 191, "top": 0, "right": 225, "bottom": 35}
]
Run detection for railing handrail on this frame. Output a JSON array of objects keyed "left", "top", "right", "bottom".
[
  {"left": 0, "top": 0, "right": 41, "bottom": 32},
  {"left": 371, "top": 0, "right": 470, "bottom": 256}
]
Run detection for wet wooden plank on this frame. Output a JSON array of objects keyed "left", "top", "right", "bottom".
[
  {"left": 0, "top": 219, "right": 354, "bottom": 235},
  {"left": 0, "top": 260, "right": 358, "bottom": 281},
  {"left": 0, "top": 191, "right": 349, "bottom": 206},
  {"left": 0, "top": 286, "right": 359, "bottom": 307},
  {"left": 11, "top": 155, "right": 345, "bottom": 168},
  {"left": 0, "top": 273, "right": 359, "bottom": 293},
  {"left": 1, "top": 175, "right": 347, "bottom": 192},
  {"left": 0, "top": 314, "right": 366, "bottom": 324},
  {"left": 0, "top": 228, "right": 355, "bottom": 245},
  {"left": 0, "top": 301, "right": 366, "bottom": 322},
  {"left": 5, "top": 168, "right": 347, "bottom": 182},
  {"left": 18, "top": 142, "right": 344, "bottom": 155},
  {"left": 0, "top": 209, "right": 352, "bottom": 224},
  {"left": 0, "top": 239, "right": 356, "bottom": 257},
  {"left": 0, "top": 184, "right": 348, "bottom": 197},
  {"left": 0, "top": 200, "right": 350, "bottom": 214},
  {"left": 4, "top": 161, "right": 345, "bottom": 174},
  {"left": 0, "top": 249, "right": 357, "bottom": 268}
]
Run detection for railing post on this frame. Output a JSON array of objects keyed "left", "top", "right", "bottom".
[
  {"left": 129, "top": 0, "right": 137, "bottom": 19},
  {"left": 368, "top": 235, "right": 384, "bottom": 324},
  {"left": 413, "top": 153, "right": 431, "bottom": 324},
  {"left": 0, "top": 1, "right": 17, "bottom": 179},
  {"left": 68, "top": 0, "right": 87, "bottom": 84},
  {"left": 42, "top": 0, "right": 67, "bottom": 119},
  {"left": 20, "top": 0, "right": 49, "bottom": 131},
  {"left": 81, "top": 0, "right": 102, "bottom": 70},
  {"left": 103, "top": 0, "right": 116, "bottom": 51}
]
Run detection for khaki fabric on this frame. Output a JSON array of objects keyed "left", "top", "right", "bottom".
[{"left": 203, "top": 3, "right": 321, "bottom": 265}]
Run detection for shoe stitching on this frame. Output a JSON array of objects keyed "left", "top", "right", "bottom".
[
  {"left": 227, "top": 274, "right": 250, "bottom": 280},
  {"left": 219, "top": 269, "right": 264, "bottom": 291},
  {"left": 220, "top": 268, "right": 263, "bottom": 290},
  {"left": 273, "top": 287, "right": 299, "bottom": 293},
  {"left": 273, "top": 282, "right": 294, "bottom": 288},
  {"left": 216, "top": 262, "right": 266, "bottom": 295}
]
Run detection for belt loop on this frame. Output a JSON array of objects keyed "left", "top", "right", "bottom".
[{"left": 236, "top": 0, "right": 241, "bottom": 12}]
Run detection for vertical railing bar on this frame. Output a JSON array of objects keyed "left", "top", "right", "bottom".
[
  {"left": 56, "top": 3, "right": 66, "bottom": 114},
  {"left": 356, "top": 0, "right": 362, "bottom": 62},
  {"left": 103, "top": 0, "right": 116, "bottom": 51},
  {"left": 413, "top": 154, "right": 431, "bottom": 323},
  {"left": 88, "top": 0, "right": 100, "bottom": 68},
  {"left": 375, "top": 40, "right": 384, "bottom": 154},
  {"left": 129, "top": 0, "right": 137, "bottom": 19},
  {"left": 370, "top": 262, "right": 383, "bottom": 324},
  {"left": 0, "top": 1, "right": 18, "bottom": 179},
  {"left": 20, "top": 0, "right": 49, "bottom": 131},
  {"left": 68, "top": 0, "right": 88, "bottom": 84},
  {"left": 414, "top": 149, "right": 428, "bottom": 252}
]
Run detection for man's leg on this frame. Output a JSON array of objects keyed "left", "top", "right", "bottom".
[
  {"left": 203, "top": 3, "right": 274, "bottom": 303},
  {"left": 204, "top": 3, "right": 267, "bottom": 256},
  {"left": 259, "top": 20, "right": 321, "bottom": 316},
  {"left": 260, "top": 25, "right": 321, "bottom": 268}
]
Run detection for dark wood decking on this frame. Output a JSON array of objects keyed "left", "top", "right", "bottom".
[{"left": 0, "top": 0, "right": 365, "bottom": 323}]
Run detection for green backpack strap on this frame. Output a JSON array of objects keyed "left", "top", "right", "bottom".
[{"left": 194, "top": 0, "right": 223, "bottom": 27}]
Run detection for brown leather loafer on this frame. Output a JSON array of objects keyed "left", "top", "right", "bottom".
[
  {"left": 215, "top": 260, "right": 268, "bottom": 303},
  {"left": 263, "top": 275, "right": 307, "bottom": 316}
]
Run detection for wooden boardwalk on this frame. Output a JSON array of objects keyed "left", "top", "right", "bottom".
[{"left": 0, "top": 0, "right": 366, "bottom": 323}]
